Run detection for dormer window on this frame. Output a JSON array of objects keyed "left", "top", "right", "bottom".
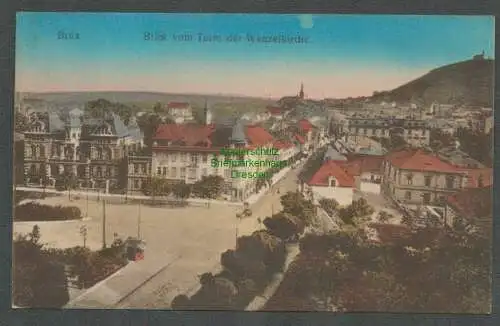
[{"left": 328, "top": 176, "right": 337, "bottom": 187}]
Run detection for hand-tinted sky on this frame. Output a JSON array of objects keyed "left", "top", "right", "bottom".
[{"left": 16, "top": 13, "right": 494, "bottom": 99}]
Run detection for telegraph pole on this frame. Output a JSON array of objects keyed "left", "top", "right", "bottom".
[
  {"left": 102, "top": 199, "right": 107, "bottom": 249},
  {"left": 137, "top": 200, "right": 141, "bottom": 238}
]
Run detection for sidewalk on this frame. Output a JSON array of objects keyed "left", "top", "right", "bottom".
[
  {"left": 245, "top": 244, "right": 300, "bottom": 311},
  {"left": 65, "top": 252, "right": 179, "bottom": 309},
  {"left": 16, "top": 187, "right": 244, "bottom": 207}
]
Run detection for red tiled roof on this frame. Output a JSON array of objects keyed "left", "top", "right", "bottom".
[
  {"left": 273, "top": 140, "right": 294, "bottom": 150},
  {"left": 245, "top": 125, "right": 275, "bottom": 147},
  {"left": 267, "top": 106, "right": 283, "bottom": 115},
  {"left": 457, "top": 168, "right": 493, "bottom": 188},
  {"left": 295, "top": 134, "right": 305, "bottom": 144},
  {"left": 341, "top": 156, "right": 384, "bottom": 176},
  {"left": 308, "top": 160, "right": 355, "bottom": 187},
  {"left": 385, "top": 149, "right": 461, "bottom": 173},
  {"left": 153, "top": 124, "right": 214, "bottom": 146},
  {"left": 167, "top": 102, "right": 190, "bottom": 109},
  {"left": 298, "top": 119, "right": 314, "bottom": 132},
  {"left": 446, "top": 186, "right": 492, "bottom": 219}
]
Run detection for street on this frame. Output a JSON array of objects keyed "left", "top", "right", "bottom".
[{"left": 113, "top": 167, "right": 301, "bottom": 309}]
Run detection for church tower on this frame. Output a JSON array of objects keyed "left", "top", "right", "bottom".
[
  {"left": 299, "top": 82, "right": 304, "bottom": 99},
  {"left": 203, "top": 99, "right": 212, "bottom": 125}
]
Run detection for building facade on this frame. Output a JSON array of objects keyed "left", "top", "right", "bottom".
[
  {"left": 381, "top": 149, "right": 469, "bottom": 206},
  {"left": 23, "top": 108, "right": 143, "bottom": 192}
]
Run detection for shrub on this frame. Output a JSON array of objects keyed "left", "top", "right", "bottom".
[
  {"left": 15, "top": 202, "right": 81, "bottom": 221},
  {"left": 264, "top": 213, "right": 305, "bottom": 242},
  {"left": 319, "top": 198, "right": 339, "bottom": 216},
  {"left": 171, "top": 294, "right": 191, "bottom": 310},
  {"left": 13, "top": 230, "right": 70, "bottom": 308}
]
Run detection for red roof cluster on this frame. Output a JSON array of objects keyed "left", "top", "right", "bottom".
[
  {"left": 273, "top": 140, "right": 294, "bottom": 150},
  {"left": 385, "top": 149, "right": 461, "bottom": 173},
  {"left": 266, "top": 106, "right": 283, "bottom": 115},
  {"left": 298, "top": 119, "right": 314, "bottom": 133},
  {"left": 153, "top": 124, "right": 214, "bottom": 146},
  {"left": 245, "top": 125, "right": 275, "bottom": 147},
  {"left": 308, "top": 160, "right": 355, "bottom": 187},
  {"left": 167, "top": 102, "right": 190, "bottom": 109},
  {"left": 295, "top": 134, "right": 305, "bottom": 144},
  {"left": 340, "top": 156, "right": 384, "bottom": 176}
]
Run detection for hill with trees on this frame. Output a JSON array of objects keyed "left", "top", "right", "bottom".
[{"left": 372, "top": 58, "right": 494, "bottom": 106}]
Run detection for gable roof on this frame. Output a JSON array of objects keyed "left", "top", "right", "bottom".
[
  {"left": 308, "top": 160, "right": 355, "bottom": 187},
  {"left": 341, "top": 155, "right": 384, "bottom": 176},
  {"left": 153, "top": 124, "right": 214, "bottom": 146},
  {"left": 167, "top": 102, "right": 190, "bottom": 109},
  {"left": 245, "top": 125, "right": 275, "bottom": 147},
  {"left": 385, "top": 149, "right": 461, "bottom": 173},
  {"left": 298, "top": 119, "right": 314, "bottom": 133}
]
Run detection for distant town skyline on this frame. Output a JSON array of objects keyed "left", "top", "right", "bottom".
[{"left": 16, "top": 13, "right": 494, "bottom": 99}]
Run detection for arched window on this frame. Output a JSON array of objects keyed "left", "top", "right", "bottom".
[
  {"left": 97, "top": 147, "right": 103, "bottom": 160},
  {"left": 96, "top": 166, "right": 102, "bottom": 177}
]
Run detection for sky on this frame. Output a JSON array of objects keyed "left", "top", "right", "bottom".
[{"left": 16, "top": 13, "right": 495, "bottom": 99}]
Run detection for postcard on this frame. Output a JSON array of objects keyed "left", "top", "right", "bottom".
[{"left": 13, "top": 12, "right": 494, "bottom": 312}]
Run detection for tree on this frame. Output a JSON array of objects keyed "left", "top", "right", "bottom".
[
  {"left": 15, "top": 112, "right": 29, "bottom": 133},
  {"left": 153, "top": 102, "right": 164, "bottom": 115},
  {"left": 263, "top": 213, "right": 305, "bottom": 242},
  {"left": 172, "top": 181, "right": 191, "bottom": 202},
  {"left": 192, "top": 175, "right": 225, "bottom": 199},
  {"left": 264, "top": 228, "right": 491, "bottom": 313},
  {"left": 142, "top": 177, "right": 168, "bottom": 204},
  {"left": 137, "top": 113, "right": 163, "bottom": 153},
  {"left": 318, "top": 198, "right": 339, "bottom": 216},
  {"left": 41, "top": 175, "right": 50, "bottom": 197},
  {"left": 280, "top": 191, "right": 316, "bottom": 225},
  {"left": 13, "top": 226, "right": 70, "bottom": 308}
]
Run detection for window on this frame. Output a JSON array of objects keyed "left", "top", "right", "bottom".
[
  {"left": 181, "top": 153, "right": 187, "bottom": 162},
  {"left": 446, "top": 175, "right": 455, "bottom": 189},
  {"left": 180, "top": 167, "right": 186, "bottom": 178},
  {"left": 97, "top": 166, "right": 102, "bottom": 177},
  {"left": 422, "top": 193, "right": 431, "bottom": 204},
  {"left": 191, "top": 153, "right": 197, "bottom": 163},
  {"left": 134, "top": 180, "right": 140, "bottom": 189},
  {"left": 202, "top": 168, "right": 208, "bottom": 176},
  {"left": 424, "top": 176, "right": 432, "bottom": 187},
  {"left": 405, "top": 191, "right": 412, "bottom": 200},
  {"left": 406, "top": 173, "right": 413, "bottom": 185},
  {"left": 142, "top": 164, "right": 147, "bottom": 174},
  {"left": 478, "top": 175, "right": 484, "bottom": 188},
  {"left": 171, "top": 153, "right": 177, "bottom": 162},
  {"left": 202, "top": 154, "right": 208, "bottom": 163},
  {"left": 162, "top": 167, "right": 167, "bottom": 176},
  {"left": 106, "top": 167, "right": 112, "bottom": 177},
  {"left": 224, "top": 169, "right": 231, "bottom": 179},
  {"left": 329, "top": 178, "right": 337, "bottom": 187},
  {"left": 157, "top": 167, "right": 161, "bottom": 175},
  {"left": 171, "top": 167, "right": 177, "bottom": 178},
  {"left": 189, "top": 168, "right": 196, "bottom": 178},
  {"left": 134, "top": 164, "right": 139, "bottom": 174},
  {"left": 393, "top": 169, "right": 396, "bottom": 179}
]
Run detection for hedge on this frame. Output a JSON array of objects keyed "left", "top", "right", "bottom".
[{"left": 15, "top": 202, "right": 81, "bottom": 221}]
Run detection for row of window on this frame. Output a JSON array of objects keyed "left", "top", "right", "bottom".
[
  {"left": 154, "top": 166, "right": 232, "bottom": 179},
  {"left": 158, "top": 153, "right": 209, "bottom": 163},
  {"left": 403, "top": 191, "right": 445, "bottom": 204}
]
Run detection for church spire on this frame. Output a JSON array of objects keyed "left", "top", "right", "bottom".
[{"left": 299, "top": 82, "right": 304, "bottom": 99}]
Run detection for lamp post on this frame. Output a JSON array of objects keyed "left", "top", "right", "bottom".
[
  {"left": 137, "top": 199, "right": 142, "bottom": 238},
  {"left": 102, "top": 199, "right": 107, "bottom": 249}
]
